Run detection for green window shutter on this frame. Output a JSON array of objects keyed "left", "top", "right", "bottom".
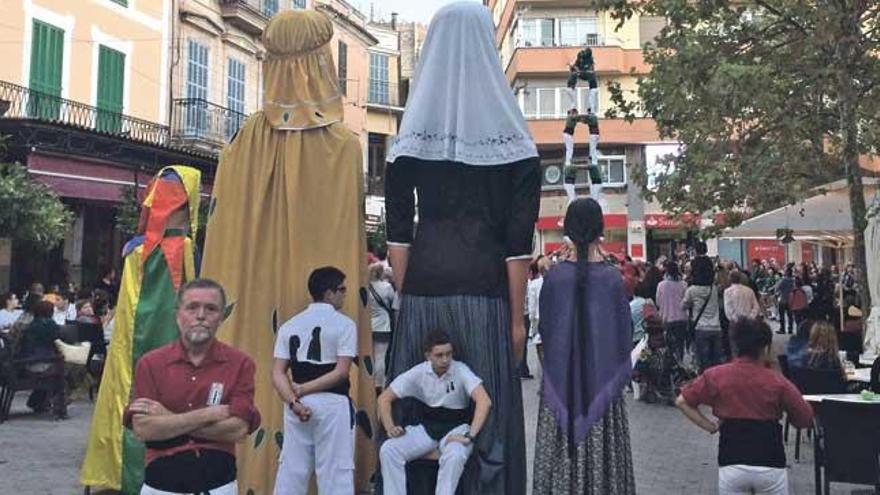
[
  {"left": 28, "top": 20, "right": 64, "bottom": 119},
  {"left": 111, "top": 0, "right": 128, "bottom": 6},
  {"left": 96, "top": 45, "right": 125, "bottom": 133}
]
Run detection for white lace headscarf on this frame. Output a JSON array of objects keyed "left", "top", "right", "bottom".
[{"left": 386, "top": 2, "right": 538, "bottom": 166}]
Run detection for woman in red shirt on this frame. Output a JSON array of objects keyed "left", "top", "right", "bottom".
[{"left": 676, "top": 318, "right": 813, "bottom": 495}]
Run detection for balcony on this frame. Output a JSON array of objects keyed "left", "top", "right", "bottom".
[
  {"left": 505, "top": 45, "right": 650, "bottom": 83},
  {"left": 170, "top": 98, "right": 247, "bottom": 154},
  {"left": 367, "top": 81, "right": 403, "bottom": 111},
  {"left": 219, "top": 0, "right": 278, "bottom": 35},
  {"left": 0, "top": 79, "right": 170, "bottom": 147},
  {"left": 527, "top": 118, "right": 661, "bottom": 146}
]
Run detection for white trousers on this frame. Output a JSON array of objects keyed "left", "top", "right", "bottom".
[
  {"left": 274, "top": 393, "right": 354, "bottom": 495},
  {"left": 141, "top": 481, "right": 237, "bottom": 495},
  {"left": 563, "top": 183, "right": 577, "bottom": 203},
  {"left": 380, "top": 424, "right": 473, "bottom": 495},
  {"left": 718, "top": 465, "right": 788, "bottom": 495},
  {"left": 589, "top": 133, "right": 599, "bottom": 166},
  {"left": 563, "top": 133, "right": 574, "bottom": 165},
  {"left": 589, "top": 87, "right": 599, "bottom": 114},
  {"left": 564, "top": 87, "right": 577, "bottom": 110}
]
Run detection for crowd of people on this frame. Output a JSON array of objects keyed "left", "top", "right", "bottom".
[{"left": 0, "top": 269, "right": 118, "bottom": 418}]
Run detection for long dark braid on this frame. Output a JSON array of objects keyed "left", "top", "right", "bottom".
[{"left": 562, "top": 198, "right": 604, "bottom": 455}]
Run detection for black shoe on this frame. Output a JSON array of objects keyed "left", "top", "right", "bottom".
[
  {"left": 521, "top": 373, "right": 535, "bottom": 379},
  {"left": 776, "top": 330, "right": 786, "bottom": 335}
]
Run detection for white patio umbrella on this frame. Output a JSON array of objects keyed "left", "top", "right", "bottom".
[{"left": 862, "top": 194, "right": 880, "bottom": 355}]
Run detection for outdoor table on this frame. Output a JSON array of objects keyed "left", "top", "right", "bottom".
[
  {"left": 803, "top": 393, "right": 880, "bottom": 403},
  {"left": 846, "top": 367, "right": 871, "bottom": 383},
  {"left": 859, "top": 354, "right": 877, "bottom": 367}
]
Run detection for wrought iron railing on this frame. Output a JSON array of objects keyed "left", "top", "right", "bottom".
[
  {"left": 219, "top": 0, "right": 279, "bottom": 18},
  {"left": 171, "top": 98, "right": 248, "bottom": 146},
  {"left": 367, "top": 81, "right": 402, "bottom": 107},
  {"left": 0, "top": 79, "right": 171, "bottom": 147}
]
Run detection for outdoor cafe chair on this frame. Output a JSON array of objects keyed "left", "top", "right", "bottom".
[
  {"left": 789, "top": 366, "right": 847, "bottom": 462},
  {"left": 0, "top": 332, "right": 65, "bottom": 422},
  {"left": 815, "top": 399, "right": 880, "bottom": 494},
  {"left": 870, "top": 356, "right": 880, "bottom": 393},
  {"left": 76, "top": 321, "right": 106, "bottom": 401}
]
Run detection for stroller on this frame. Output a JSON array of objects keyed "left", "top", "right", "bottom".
[{"left": 634, "top": 303, "right": 696, "bottom": 404}]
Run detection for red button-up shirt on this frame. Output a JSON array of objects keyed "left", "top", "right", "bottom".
[
  {"left": 681, "top": 357, "right": 813, "bottom": 429},
  {"left": 124, "top": 338, "right": 261, "bottom": 466}
]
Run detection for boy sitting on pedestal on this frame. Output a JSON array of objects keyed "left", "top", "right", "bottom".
[{"left": 378, "top": 330, "right": 492, "bottom": 495}]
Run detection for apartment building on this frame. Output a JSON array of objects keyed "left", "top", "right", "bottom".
[
  {"left": 0, "top": 0, "right": 408, "bottom": 292},
  {"left": 0, "top": 0, "right": 215, "bottom": 291},
  {"left": 486, "top": 0, "right": 698, "bottom": 261}
]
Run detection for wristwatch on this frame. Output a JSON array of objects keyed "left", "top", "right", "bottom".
[{"left": 463, "top": 431, "right": 474, "bottom": 442}]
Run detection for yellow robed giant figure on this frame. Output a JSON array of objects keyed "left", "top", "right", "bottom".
[{"left": 200, "top": 10, "right": 377, "bottom": 494}]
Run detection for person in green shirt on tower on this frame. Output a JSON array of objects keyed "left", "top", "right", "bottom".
[{"left": 565, "top": 45, "right": 598, "bottom": 112}]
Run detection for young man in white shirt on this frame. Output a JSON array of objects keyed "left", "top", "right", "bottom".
[
  {"left": 378, "top": 330, "right": 492, "bottom": 495},
  {"left": 271, "top": 266, "right": 357, "bottom": 495}
]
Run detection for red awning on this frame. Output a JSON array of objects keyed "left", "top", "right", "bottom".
[{"left": 27, "top": 153, "right": 212, "bottom": 202}]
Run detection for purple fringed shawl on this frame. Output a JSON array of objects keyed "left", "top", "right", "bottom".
[{"left": 539, "top": 261, "right": 633, "bottom": 445}]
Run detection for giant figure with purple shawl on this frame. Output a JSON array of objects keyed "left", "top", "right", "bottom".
[{"left": 532, "top": 198, "right": 636, "bottom": 494}]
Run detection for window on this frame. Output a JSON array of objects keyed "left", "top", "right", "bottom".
[
  {"left": 537, "top": 88, "right": 558, "bottom": 118},
  {"left": 96, "top": 45, "right": 125, "bottom": 133},
  {"left": 541, "top": 156, "right": 626, "bottom": 189},
  {"left": 28, "top": 20, "right": 64, "bottom": 119},
  {"left": 185, "top": 40, "right": 209, "bottom": 136},
  {"left": 521, "top": 87, "right": 566, "bottom": 119},
  {"left": 577, "top": 86, "right": 600, "bottom": 114},
  {"left": 369, "top": 53, "right": 389, "bottom": 105},
  {"left": 292, "top": 0, "right": 306, "bottom": 8},
  {"left": 226, "top": 58, "right": 246, "bottom": 140},
  {"left": 263, "top": 0, "right": 278, "bottom": 17},
  {"left": 601, "top": 156, "right": 627, "bottom": 186},
  {"left": 519, "top": 18, "right": 554, "bottom": 47},
  {"left": 338, "top": 41, "right": 347, "bottom": 96},
  {"left": 559, "top": 17, "right": 598, "bottom": 47}
]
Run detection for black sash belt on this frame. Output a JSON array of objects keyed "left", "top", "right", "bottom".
[
  {"left": 423, "top": 406, "right": 470, "bottom": 441},
  {"left": 144, "top": 449, "right": 236, "bottom": 493},
  {"left": 291, "top": 362, "right": 350, "bottom": 396},
  {"left": 718, "top": 419, "right": 786, "bottom": 468}
]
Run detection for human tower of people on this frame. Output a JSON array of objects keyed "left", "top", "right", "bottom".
[
  {"left": 562, "top": 43, "right": 604, "bottom": 209},
  {"left": 51, "top": 2, "right": 845, "bottom": 495}
]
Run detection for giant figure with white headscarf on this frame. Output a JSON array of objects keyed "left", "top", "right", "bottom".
[{"left": 383, "top": 3, "right": 540, "bottom": 494}]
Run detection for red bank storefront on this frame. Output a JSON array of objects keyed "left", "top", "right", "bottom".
[
  {"left": 746, "top": 239, "right": 787, "bottom": 265},
  {"left": 536, "top": 214, "right": 629, "bottom": 258}
]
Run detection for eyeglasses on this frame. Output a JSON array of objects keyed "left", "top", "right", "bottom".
[{"left": 335, "top": 286, "right": 347, "bottom": 293}]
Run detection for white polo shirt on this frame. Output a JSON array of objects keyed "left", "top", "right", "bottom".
[
  {"left": 274, "top": 303, "right": 357, "bottom": 364},
  {"left": 390, "top": 361, "right": 482, "bottom": 410}
]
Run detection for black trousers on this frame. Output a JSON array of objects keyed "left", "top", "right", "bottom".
[
  {"left": 518, "top": 315, "right": 531, "bottom": 377},
  {"left": 778, "top": 302, "right": 793, "bottom": 333}
]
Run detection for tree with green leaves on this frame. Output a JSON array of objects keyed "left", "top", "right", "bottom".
[
  {"left": 0, "top": 159, "right": 73, "bottom": 250},
  {"left": 599, "top": 0, "right": 880, "bottom": 309},
  {"left": 115, "top": 183, "right": 141, "bottom": 239}
]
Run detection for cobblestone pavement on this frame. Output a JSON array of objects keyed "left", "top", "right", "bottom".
[{"left": 0, "top": 332, "right": 871, "bottom": 494}]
